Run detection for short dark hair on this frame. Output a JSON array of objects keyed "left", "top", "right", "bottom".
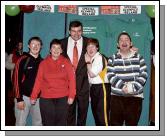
[
  {"left": 117, "top": 32, "right": 132, "bottom": 43},
  {"left": 86, "top": 38, "right": 100, "bottom": 52},
  {"left": 16, "top": 41, "right": 23, "bottom": 47},
  {"left": 28, "top": 36, "right": 43, "bottom": 46},
  {"left": 69, "top": 20, "right": 83, "bottom": 31},
  {"left": 117, "top": 32, "right": 132, "bottom": 49},
  {"left": 50, "top": 39, "right": 61, "bottom": 49}
]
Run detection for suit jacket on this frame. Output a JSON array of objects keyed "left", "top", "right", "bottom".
[{"left": 61, "top": 36, "right": 89, "bottom": 95}]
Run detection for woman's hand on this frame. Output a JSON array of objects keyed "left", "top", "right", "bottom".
[
  {"left": 85, "top": 53, "right": 91, "bottom": 63},
  {"left": 30, "top": 99, "right": 36, "bottom": 105},
  {"left": 67, "top": 98, "right": 74, "bottom": 105}
]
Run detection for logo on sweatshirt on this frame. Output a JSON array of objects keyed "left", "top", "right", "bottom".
[
  {"left": 27, "top": 66, "right": 33, "bottom": 69},
  {"left": 61, "top": 64, "right": 65, "bottom": 68},
  {"left": 133, "top": 32, "right": 140, "bottom": 37}
]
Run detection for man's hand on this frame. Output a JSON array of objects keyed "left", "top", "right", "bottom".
[
  {"left": 17, "top": 101, "right": 25, "bottom": 110},
  {"left": 131, "top": 46, "right": 138, "bottom": 53},
  {"left": 122, "top": 84, "right": 129, "bottom": 94}
]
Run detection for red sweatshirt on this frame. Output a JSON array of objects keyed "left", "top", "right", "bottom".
[{"left": 31, "top": 55, "right": 76, "bottom": 100}]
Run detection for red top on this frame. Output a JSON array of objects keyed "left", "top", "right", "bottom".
[{"left": 31, "top": 55, "right": 76, "bottom": 100}]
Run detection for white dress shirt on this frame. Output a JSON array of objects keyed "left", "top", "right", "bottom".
[{"left": 67, "top": 36, "right": 83, "bottom": 63}]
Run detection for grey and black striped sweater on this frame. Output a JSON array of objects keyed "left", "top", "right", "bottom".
[{"left": 107, "top": 51, "right": 148, "bottom": 98}]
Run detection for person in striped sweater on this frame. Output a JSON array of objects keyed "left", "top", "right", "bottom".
[{"left": 107, "top": 32, "right": 148, "bottom": 126}]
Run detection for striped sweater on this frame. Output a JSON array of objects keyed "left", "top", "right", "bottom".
[{"left": 107, "top": 51, "right": 148, "bottom": 98}]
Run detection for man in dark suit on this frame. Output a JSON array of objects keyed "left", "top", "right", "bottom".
[{"left": 61, "top": 20, "right": 89, "bottom": 126}]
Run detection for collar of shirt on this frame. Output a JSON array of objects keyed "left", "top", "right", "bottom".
[
  {"left": 117, "top": 50, "right": 136, "bottom": 59},
  {"left": 91, "top": 52, "right": 100, "bottom": 63},
  {"left": 69, "top": 36, "right": 83, "bottom": 47}
]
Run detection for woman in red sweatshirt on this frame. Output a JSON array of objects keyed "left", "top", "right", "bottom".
[{"left": 30, "top": 39, "right": 76, "bottom": 126}]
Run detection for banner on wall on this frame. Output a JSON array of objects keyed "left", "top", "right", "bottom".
[
  {"left": 78, "top": 7, "right": 99, "bottom": 16},
  {"left": 35, "top": 5, "right": 54, "bottom": 13},
  {"left": 34, "top": 5, "right": 141, "bottom": 15},
  {"left": 58, "top": 5, "right": 77, "bottom": 14},
  {"left": 120, "top": 6, "right": 141, "bottom": 14},
  {"left": 101, "top": 6, "right": 120, "bottom": 15}
]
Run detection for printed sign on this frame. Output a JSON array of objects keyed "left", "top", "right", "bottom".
[
  {"left": 120, "top": 6, "right": 141, "bottom": 14},
  {"left": 58, "top": 5, "right": 77, "bottom": 14},
  {"left": 83, "top": 26, "right": 97, "bottom": 35},
  {"left": 101, "top": 6, "right": 120, "bottom": 15},
  {"left": 78, "top": 7, "right": 99, "bottom": 16},
  {"left": 35, "top": 5, "right": 54, "bottom": 13}
]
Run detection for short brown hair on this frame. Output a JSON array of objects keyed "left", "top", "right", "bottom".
[
  {"left": 87, "top": 38, "right": 100, "bottom": 51},
  {"left": 50, "top": 39, "right": 61, "bottom": 49},
  {"left": 117, "top": 32, "right": 132, "bottom": 43},
  {"left": 28, "top": 36, "right": 43, "bottom": 46}
]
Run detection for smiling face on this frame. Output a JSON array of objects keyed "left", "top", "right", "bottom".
[
  {"left": 69, "top": 26, "right": 82, "bottom": 41},
  {"left": 118, "top": 34, "right": 132, "bottom": 52},
  {"left": 50, "top": 44, "right": 62, "bottom": 60},
  {"left": 29, "top": 40, "right": 41, "bottom": 57},
  {"left": 86, "top": 44, "right": 98, "bottom": 58}
]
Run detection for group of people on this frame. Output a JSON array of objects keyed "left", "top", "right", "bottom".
[
  {"left": 11, "top": 20, "right": 148, "bottom": 126},
  {"left": 5, "top": 41, "right": 23, "bottom": 125}
]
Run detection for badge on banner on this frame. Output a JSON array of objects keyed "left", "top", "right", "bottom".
[
  {"left": 58, "top": 5, "right": 77, "bottom": 14},
  {"left": 35, "top": 5, "right": 54, "bottom": 13},
  {"left": 78, "top": 7, "right": 99, "bottom": 16},
  {"left": 120, "top": 6, "right": 141, "bottom": 14}
]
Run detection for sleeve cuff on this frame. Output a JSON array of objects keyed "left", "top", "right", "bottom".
[
  {"left": 17, "top": 97, "right": 23, "bottom": 102},
  {"left": 127, "top": 82, "right": 133, "bottom": 93},
  {"left": 119, "top": 81, "right": 125, "bottom": 89},
  {"left": 69, "top": 94, "right": 76, "bottom": 99}
]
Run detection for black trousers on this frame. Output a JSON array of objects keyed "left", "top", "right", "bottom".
[
  {"left": 40, "top": 96, "right": 68, "bottom": 126},
  {"left": 90, "top": 83, "right": 111, "bottom": 126},
  {"left": 67, "top": 92, "right": 89, "bottom": 126},
  {"left": 110, "top": 95, "right": 143, "bottom": 126}
]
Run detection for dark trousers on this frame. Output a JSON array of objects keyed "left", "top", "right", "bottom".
[
  {"left": 40, "top": 96, "right": 68, "bottom": 126},
  {"left": 110, "top": 95, "right": 142, "bottom": 126},
  {"left": 67, "top": 92, "right": 89, "bottom": 126},
  {"left": 90, "top": 83, "right": 111, "bottom": 126}
]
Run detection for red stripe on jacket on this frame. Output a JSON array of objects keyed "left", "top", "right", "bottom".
[{"left": 13, "top": 55, "right": 27, "bottom": 98}]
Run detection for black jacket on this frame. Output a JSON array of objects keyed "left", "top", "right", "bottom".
[
  {"left": 61, "top": 36, "right": 89, "bottom": 95},
  {"left": 14, "top": 52, "right": 43, "bottom": 102}
]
